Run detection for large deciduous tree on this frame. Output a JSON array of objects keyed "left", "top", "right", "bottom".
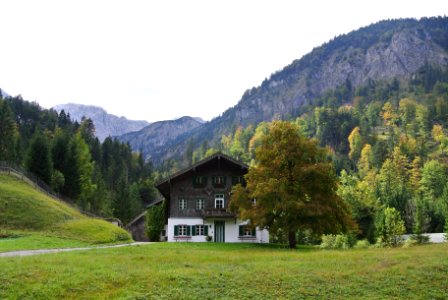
[{"left": 230, "top": 121, "right": 355, "bottom": 248}]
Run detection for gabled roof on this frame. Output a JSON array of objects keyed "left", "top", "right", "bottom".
[
  {"left": 125, "top": 198, "right": 164, "bottom": 228},
  {"left": 155, "top": 152, "right": 248, "bottom": 199}
]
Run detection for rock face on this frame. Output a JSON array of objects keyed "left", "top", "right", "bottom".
[
  {"left": 143, "top": 17, "right": 448, "bottom": 164},
  {"left": 53, "top": 103, "right": 149, "bottom": 141},
  {"left": 118, "top": 116, "right": 203, "bottom": 159}
]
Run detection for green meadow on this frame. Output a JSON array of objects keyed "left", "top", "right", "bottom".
[
  {"left": 1, "top": 242, "right": 447, "bottom": 299},
  {"left": 0, "top": 174, "right": 131, "bottom": 249}
]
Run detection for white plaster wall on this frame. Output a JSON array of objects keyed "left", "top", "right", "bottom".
[
  {"left": 168, "top": 218, "right": 269, "bottom": 243},
  {"left": 167, "top": 218, "right": 208, "bottom": 242}
]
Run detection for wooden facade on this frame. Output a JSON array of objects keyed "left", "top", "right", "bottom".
[{"left": 156, "top": 153, "right": 247, "bottom": 220}]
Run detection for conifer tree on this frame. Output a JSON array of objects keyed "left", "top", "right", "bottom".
[{"left": 26, "top": 131, "right": 53, "bottom": 184}]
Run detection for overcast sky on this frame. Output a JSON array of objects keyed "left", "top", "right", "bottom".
[{"left": 0, "top": 1, "right": 446, "bottom": 122}]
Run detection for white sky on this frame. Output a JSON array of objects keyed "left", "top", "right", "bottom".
[{"left": 0, "top": 1, "right": 446, "bottom": 122}]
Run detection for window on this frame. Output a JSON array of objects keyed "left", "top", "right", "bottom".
[
  {"left": 239, "top": 225, "right": 256, "bottom": 237},
  {"left": 191, "top": 225, "right": 209, "bottom": 236},
  {"left": 212, "top": 176, "right": 226, "bottom": 187},
  {"left": 179, "top": 199, "right": 187, "bottom": 210},
  {"left": 215, "top": 194, "right": 225, "bottom": 209},
  {"left": 193, "top": 176, "right": 207, "bottom": 187},
  {"left": 232, "top": 176, "right": 245, "bottom": 186},
  {"left": 174, "top": 225, "right": 190, "bottom": 236},
  {"left": 196, "top": 198, "right": 205, "bottom": 210}
]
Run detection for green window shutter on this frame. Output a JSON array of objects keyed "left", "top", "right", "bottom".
[
  {"left": 239, "top": 225, "right": 244, "bottom": 236},
  {"left": 192, "top": 225, "right": 196, "bottom": 236},
  {"left": 204, "top": 225, "right": 208, "bottom": 235},
  {"left": 252, "top": 228, "right": 256, "bottom": 237},
  {"left": 174, "top": 225, "right": 179, "bottom": 236},
  {"left": 187, "top": 225, "right": 191, "bottom": 236},
  {"left": 223, "top": 176, "right": 227, "bottom": 185}
]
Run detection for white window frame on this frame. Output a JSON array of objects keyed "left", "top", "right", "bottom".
[
  {"left": 215, "top": 194, "right": 225, "bottom": 209},
  {"left": 196, "top": 225, "right": 205, "bottom": 236},
  {"left": 179, "top": 199, "right": 187, "bottom": 210},
  {"left": 196, "top": 198, "right": 205, "bottom": 210},
  {"left": 178, "top": 225, "right": 187, "bottom": 236}
]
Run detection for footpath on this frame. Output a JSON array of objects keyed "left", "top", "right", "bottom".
[{"left": 0, "top": 242, "right": 151, "bottom": 258}]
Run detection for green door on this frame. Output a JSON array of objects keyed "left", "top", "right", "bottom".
[{"left": 214, "top": 221, "right": 225, "bottom": 242}]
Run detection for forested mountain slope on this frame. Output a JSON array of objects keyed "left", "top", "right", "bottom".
[{"left": 143, "top": 17, "right": 448, "bottom": 166}]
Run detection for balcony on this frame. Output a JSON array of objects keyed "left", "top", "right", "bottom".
[{"left": 202, "top": 209, "right": 235, "bottom": 218}]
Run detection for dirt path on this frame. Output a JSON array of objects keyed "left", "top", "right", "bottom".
[{"left": 0, "top": 242, "right": 151, "bottom": 258}]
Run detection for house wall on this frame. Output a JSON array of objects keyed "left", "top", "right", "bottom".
[
  {"left": 169, "top": 160, "right": 246, "bottom": 218},
  {"left": 168, "top": 217, "right": 269, "bottom": 243}
]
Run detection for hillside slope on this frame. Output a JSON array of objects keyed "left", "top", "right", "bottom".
[
  {"left": 136, "top": 17, "right": 448, "bottom": 165},
  {"left": 53, "top": 103, "right": 149, "bottom": 141},
  {"left": 0, "top": 174, "right": 131, "bottom": 244}
]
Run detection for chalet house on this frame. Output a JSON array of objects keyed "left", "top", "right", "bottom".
[{"left": 156, "top": 152, "right": 269, "bottom": 243}]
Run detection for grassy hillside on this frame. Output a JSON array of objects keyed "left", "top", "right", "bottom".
[
  {"left": 0, "top": 243, "right": 447, "bottom": 299},
  {"left": 0, "top": 174, "right": 131, "bottom": 247}
]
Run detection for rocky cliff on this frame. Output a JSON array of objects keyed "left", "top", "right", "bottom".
[{"left": 53, "top": 103, "right": 149, "bottom": 141}]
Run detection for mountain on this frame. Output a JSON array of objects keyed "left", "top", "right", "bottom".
[
  {"left": 0, "top": 88, "right": 9, "bottom": 98},
  {"left": 125, "top": 17, "right": 448, "bottom": 165},
  {"left": 53, "top": 103, "right": 150, "bottom": 141},
  {"left": 118, "top": 116, "right": 203, "bottom": 156}
]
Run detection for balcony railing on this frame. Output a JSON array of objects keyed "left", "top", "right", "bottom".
[{"left": 202, "top": 208, "right": 235, "bottom": 218}]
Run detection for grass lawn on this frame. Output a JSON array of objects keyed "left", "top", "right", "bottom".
[
  {"left": 1, "top": 243, "right": 447, "bottom": 299},
  {"left": 0, "top": 233, "right": 92, "bottom": 253}
]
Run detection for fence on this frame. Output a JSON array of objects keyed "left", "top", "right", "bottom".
[{"left": 0, "top": 161, "right": 101, "bottom": 219}]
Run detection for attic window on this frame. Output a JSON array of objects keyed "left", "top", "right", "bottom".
[
  {"left": 212, "top": 176, "right": 226, "bottom": 187},
  {"left": 232, "top": 176, "right": 245, "bottom": 186},
  {"left": 193, "top": 176, "right": 207, "bottom": 188}
]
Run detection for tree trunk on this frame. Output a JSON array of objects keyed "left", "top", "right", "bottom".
[{"left": 288, "top": 230, "right": 297, "bottom": 249}]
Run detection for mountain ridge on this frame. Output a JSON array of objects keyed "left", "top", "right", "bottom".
[
  {"left": 126, "top": 17, "right": 448, "bottom": 165},
  {"left": 118, "top": 116, "right": 203, "bottom": 156},
  {"left": 53, "top": 103, "right": 150, "bottom": 141}
]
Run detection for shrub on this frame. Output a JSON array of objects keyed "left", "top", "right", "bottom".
[
  {"left": 320, "top": 234, "right": 336, "bottom": 249},
  {"left": 403, "top": 238, "right": 418, "bottom": 248},
  {"left": 376, "top": 207, "right": 406, "bottom": 247},
  {"left": 410, "top": 234, "right": 430, "bottom": 244},
  {"left": 354, "top": 239, "right": 370, "bottom": 249},
  {"left": 320, "top": 234, "right": 351, "bottom": 249},
  {"left": 445, "top": 221, "right": 448, "bottom": 242}
]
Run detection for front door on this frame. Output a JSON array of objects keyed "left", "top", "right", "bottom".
[{"left": 214, "top": 221, "right": 225, "bottom": 242}]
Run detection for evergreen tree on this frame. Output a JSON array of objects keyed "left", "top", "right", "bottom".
[
  {"left": 0, "top": 100, "right": 17, "bottom": 161},
  {"left": 26, "top": 131, "right": 53, "bottom": 184}
]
